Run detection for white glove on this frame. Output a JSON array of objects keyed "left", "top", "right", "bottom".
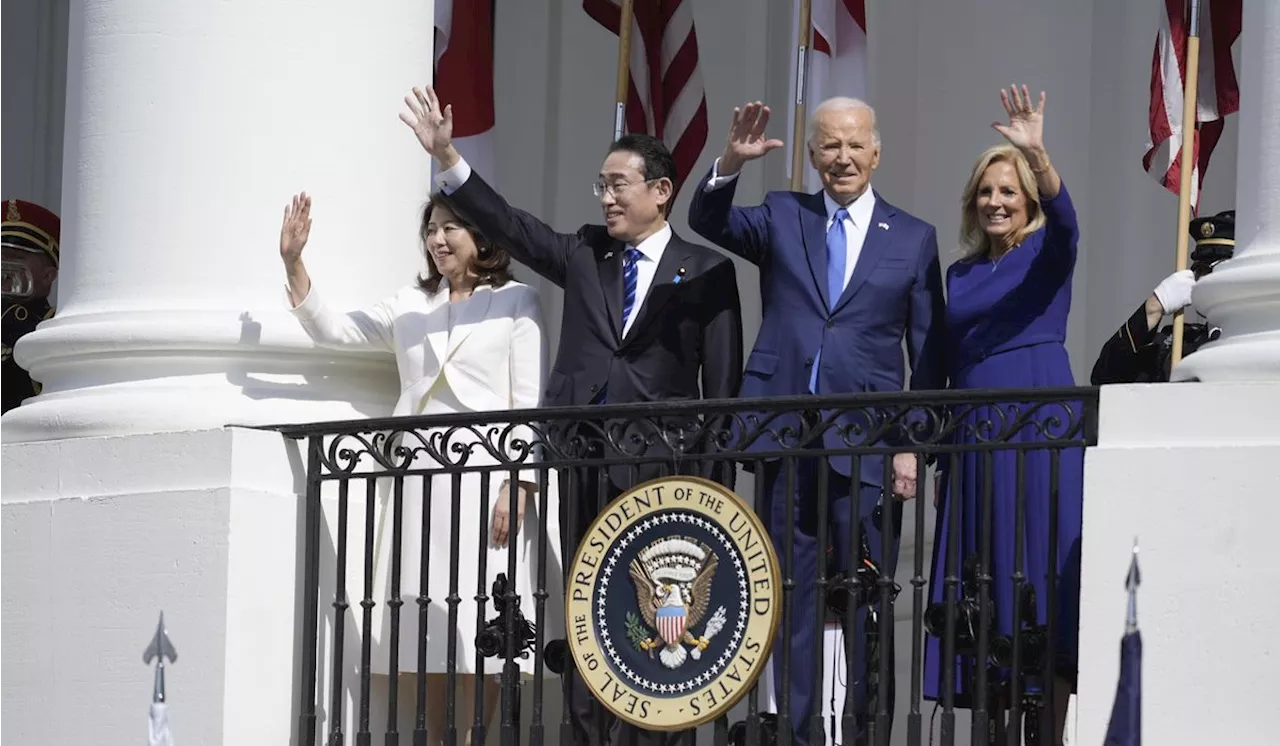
[{"left": 1152, "top": 269, "right": 1196, "bottom": 314}]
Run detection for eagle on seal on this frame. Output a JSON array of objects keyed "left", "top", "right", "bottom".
[{"left": 628, "top": 537, "right": 719, "bottom": 669}]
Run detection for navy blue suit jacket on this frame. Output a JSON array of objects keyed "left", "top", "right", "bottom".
[{"left": 688, "top": 168, "right": 947, "bottom": 484}]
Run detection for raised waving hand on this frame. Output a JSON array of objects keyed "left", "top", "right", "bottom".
[
  {"left": 280, "top": 192, "right": 313, "bottom": 306},
  {"left": 280, "top": 192, "right": 312, "bottom": 264},
  {"left": 717, "top": 102, "right": 785, "bottom": 176},
  {"left": 992, "top": 84, "right": 1060, "bottom": 197},
  {"left": 992, "top": 84, "right": 1045, "bottom": 153}
]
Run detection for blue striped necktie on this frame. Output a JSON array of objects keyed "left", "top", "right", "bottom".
[
  {"left": 594, "top": 247, "right": 642, "bottom": 404},
  {"left": 621, "top": 247, "right": 641, "bottom": 331}
]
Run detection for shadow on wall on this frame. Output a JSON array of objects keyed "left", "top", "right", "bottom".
[{"left": 226, "top": 311, "right": 399, "bottom": 421}]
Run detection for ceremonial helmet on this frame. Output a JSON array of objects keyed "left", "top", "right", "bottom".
[
  {"left": 1188, "top": 210, "right": 1234, "bottom": 278},
  {"left": 2, "top": 199, "right": 60, "bottom": 299},
  {"left": 2, "top": 199, "right": 60, "bottom": 265}
]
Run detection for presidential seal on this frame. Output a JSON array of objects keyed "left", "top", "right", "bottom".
[{"left": 565, "top": 476, "right": 781, "bottom": 731}]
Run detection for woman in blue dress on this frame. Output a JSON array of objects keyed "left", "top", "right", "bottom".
[{"left": 923, "top": 85, "right": 1084, "bottom": 744}]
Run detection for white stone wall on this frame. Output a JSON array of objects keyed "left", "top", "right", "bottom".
[
  {"left": 1076, "top": 383, "right": 1280, "bottom": 745},
  {"left": 1, "top": 428, "right": 302, "bottom": 746}
]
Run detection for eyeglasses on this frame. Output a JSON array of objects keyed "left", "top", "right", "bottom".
[{"left": 591, "top": 178, "right": 658, "bottom": 198}]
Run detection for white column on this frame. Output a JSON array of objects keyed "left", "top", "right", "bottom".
[
  {"left": 1176, "top": 1, "right": 1280, "bottom": 382},
  {"left": 1, "top": 0, "right": 436, "bottom": 442}
]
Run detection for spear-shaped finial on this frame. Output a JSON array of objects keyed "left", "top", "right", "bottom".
[
  {"left": 142, "top": 612, "right": 178, "bottom": 703},
  {"left": 1125, "top": 538, "right": 1141, "bottom": 634}
]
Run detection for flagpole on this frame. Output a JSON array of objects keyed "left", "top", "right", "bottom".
[
  {"left": 1171, "top": 0, "right": 1203, "bottom": 368},
  {"left": 789, "top": 0, "right": 814, "bottom": 190},
  {"left": 612, "top": 0, "right": 636, "bottom": 141}
]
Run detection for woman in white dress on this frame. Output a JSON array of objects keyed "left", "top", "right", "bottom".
[{"left": 279, "top": 190, "right": 562, "bottom": 744}]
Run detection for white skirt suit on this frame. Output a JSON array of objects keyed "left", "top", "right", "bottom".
[{"left": 290, "top": 278, "right": 564, "bottom": 675}]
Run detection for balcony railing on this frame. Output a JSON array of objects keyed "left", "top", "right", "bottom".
[{"left": 264, "top": 386, "right": 1098, "bottom": 746}]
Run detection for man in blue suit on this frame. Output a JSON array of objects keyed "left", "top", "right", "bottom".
[{"left": 688, "top": 98, "right": 946, "bottom": 745}]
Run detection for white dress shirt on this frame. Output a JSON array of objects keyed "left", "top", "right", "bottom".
[
  {"left": 705, "top": 157, "right": 876, "bottom": 294},
  {"left": 436, "top": 154, "right": 670, "bottom": 337},
  {"left": 435, "top": 155, "right": 478, "bottom": 195}
]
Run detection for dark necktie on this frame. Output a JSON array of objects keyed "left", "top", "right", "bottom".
[
  {"left": 594, "top": 247, "right": 643, "bottom": 404},
  {"left": 621, "top": 247, "right": 641, "bottom": 332}
]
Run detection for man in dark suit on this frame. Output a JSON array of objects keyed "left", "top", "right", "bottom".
[
  {"left": 688, "top": 98, "right": 947, "bottom": 745},
  {"left": 402, "top": 84, "right": 743, "bottom": 746}
]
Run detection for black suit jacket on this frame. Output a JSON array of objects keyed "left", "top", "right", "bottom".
[
  {"left": 448, "top": 171, "right": 744, "bottom": 486},
  {"left": 1090, "top": 302, "right": 1219, "bottom": 384},
  {"left": 3, "top": 298, "right": 52, "bottom": 414}
]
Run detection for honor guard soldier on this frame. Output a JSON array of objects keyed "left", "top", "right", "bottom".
[
  {"left": 1090, "top": 210, "right": 1234, "bottom": 384},
  {"left": 2, "top": 198, "right": 60, "bottom": 414}
]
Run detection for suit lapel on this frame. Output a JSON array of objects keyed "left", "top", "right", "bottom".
[
  {"left": 596, "top": 243, "right": 625, "bottom": 341},
  {"left": 424, "top": 284, "right": 450, "bottom": 366},
  {"left": 445, "top": 285, "right": 494, "bottom": 361},
  {"left": 799, "top": 192, "right": 832, "bottom": 310},
  {"left": 621, "top": 239, "right": 692, "bottom": 347},
  {"left": 833, "top": 196, "right": 897, "bottom": 313}
]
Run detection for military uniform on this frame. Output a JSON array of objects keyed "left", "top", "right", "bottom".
[
  {"left": 2, "top": 198, "right": 60, "bottom": 414},
  {"left": 1090, "top": 308, "right": 1219, "bottom": 384},
  {"left": 1091, "top": 210, "right": 1234, "bottom": 385}
]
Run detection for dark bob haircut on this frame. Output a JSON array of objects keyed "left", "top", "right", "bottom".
[{"left": 417, "top": 191, "right": 514, "bottom": 293}]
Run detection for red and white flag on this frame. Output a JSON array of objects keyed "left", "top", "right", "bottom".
[
  {"left": 787, "top": 0, "right": 868, "bottom": 194},
  {"left": 434, "top": 0, "right": 496, "bottom": 183},
  {"left": 1142, "top": 0, "right": 1241, "bottom": 209},
  {"left": 583, "top": 0, "right": 709, "bottom": 198}
]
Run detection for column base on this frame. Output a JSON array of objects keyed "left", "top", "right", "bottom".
[
  {"left": 1174, "top": 251, "right": 1280, "bottom": 382},
  {"left": 2, "top": 308, "right": 399, "bottom": 442},
  {"left": 1075, "top": 382, "right": 1280, "bottom": 745},
  {"left": 1, "top": 427, "right": 303, "bottom": 745}
]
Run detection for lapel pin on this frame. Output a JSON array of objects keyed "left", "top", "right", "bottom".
[
  {"left": 673, "top": 266, "right": 687, "bottom": 284},
  {"left": 604, "top": 251, "right": 615, "bottom": 260},
  {"left": 878, "top": 222, "right": 890, "bottom": 230}
]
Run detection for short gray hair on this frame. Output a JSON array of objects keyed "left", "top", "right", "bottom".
[{"left": 806, "top": 97, "right": 881, "bottom": 149}]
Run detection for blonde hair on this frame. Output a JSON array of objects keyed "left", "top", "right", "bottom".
[{"left": 958, "top": 144, "right": 1046, "bottom": 260}]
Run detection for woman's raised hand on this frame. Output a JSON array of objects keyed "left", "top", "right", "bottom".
[
  {"left": 280, "top": 192, "right": 312, "bottom": 265},
  {"left": 992, "top": 84, "right": 1046, "bottom": 153}
]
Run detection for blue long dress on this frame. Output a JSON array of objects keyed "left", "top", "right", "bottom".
[{"left": 922, "top": 183, "right": 1085, "bottom": 707}]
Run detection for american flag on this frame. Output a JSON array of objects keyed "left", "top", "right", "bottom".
[
  {"left": 786, "top": 0, "right": 868, "bottom": 193},
  {"left": 583, "top": 0, "right": 710, "bottom": 197},
  {"left": 1142, "top": 0, "right": 1241, "bottom": 209},
  {"left": 656, "top": 604, "right": 687, "bottom": 646}
]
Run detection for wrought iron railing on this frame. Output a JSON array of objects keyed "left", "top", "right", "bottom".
[{"left": 264, "top": 386, "right": 1098, "bottom": 746}]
